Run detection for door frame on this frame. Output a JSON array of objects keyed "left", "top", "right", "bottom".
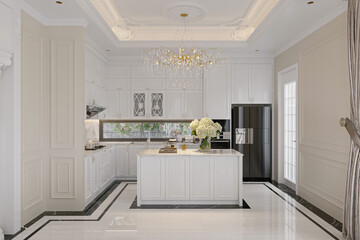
[{"left": 277, "top": 64, "right": 298, "bottom": 193}]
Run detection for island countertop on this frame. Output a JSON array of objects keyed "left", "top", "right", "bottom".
[{"left": 137, "top": 148, "right": 243, "bottom": 157}]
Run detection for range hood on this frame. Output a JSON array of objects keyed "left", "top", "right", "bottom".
[{"left": 86, "top": 104, "right": 106, "bottom": 119}]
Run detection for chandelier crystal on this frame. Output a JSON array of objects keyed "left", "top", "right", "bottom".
[{"left": 142, "top": 13, "right": 224, "bottom": 78}]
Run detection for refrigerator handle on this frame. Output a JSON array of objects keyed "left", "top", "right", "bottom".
[{"left": 235, "top": 128, "right": 254, "bottom": 144}]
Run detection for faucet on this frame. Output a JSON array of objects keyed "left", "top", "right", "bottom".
[{"left": 144, "top": 131, "right": 151, "bottom": 143}]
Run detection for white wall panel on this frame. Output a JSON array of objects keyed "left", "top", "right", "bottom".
[
  {"left": 50, "top": 38, "right": 76, "bottom": 149},
  {"left": 51, "top": 157, "right": 76, "bottom": 198},
  {"left": 22, "top": 158, "right": 43, "bottom": 210}
]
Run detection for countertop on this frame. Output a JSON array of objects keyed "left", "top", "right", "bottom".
[
  {"left": 84, "top": 141, "right": 200, "bottom": 157},
  {"left": 138, "top": 148, "right": 243, "bottom": 157}
]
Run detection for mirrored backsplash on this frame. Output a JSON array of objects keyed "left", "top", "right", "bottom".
[{"left": 100, "top": 120, "right": 192, "bottom": 141}]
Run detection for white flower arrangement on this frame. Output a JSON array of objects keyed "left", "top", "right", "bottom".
[{"left": 190, "top": 118, "right": 223, "bottom": 151}]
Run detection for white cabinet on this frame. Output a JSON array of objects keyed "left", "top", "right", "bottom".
[
  {"left": 165, "top": 90, "right": 203, "bottom": 119},
  {"left": 204, "top": 65, "right": 230, "bottom": 119},
  {"left": 166, "top": 156, "right": 190, "bottom": 200},
  {"left": 231, "top": 63, "right": 273, "bottom": 104},
  {"left": 85, "top": 146, "right": 116, "bottom": 205},
  {"left": 184, "top": 90, "right": 203, "bottom": 119},
  {"left": 251, "top": 64, "right": 273, "bottom": 103},
  {"left": 190, "top": 157, "right": 214, "bottom": 200},
  {"left": 115, "top": 145, "right": 129, "bottom": 177},
  {"left": 131, "top": 90, "right": 165, "bottom": 119},
  {"left": 105, "top": 90, "right": 130, "bottom": 119},
  {"left": 128, "top": 145, "right": 146, "bottom": 177},
  {"left": 140, "top": 156, "right": 165, "bottom": 200},
  {"left": 214, "top": 157, "right": 238, "bottom": 200},
  {"left": 165, "top": 90, "right": 184, "bottom": 119}
]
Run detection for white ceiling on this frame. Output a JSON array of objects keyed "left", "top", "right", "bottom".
[{"left": 23, "top": 0, "right": 347, "bottom": 57}]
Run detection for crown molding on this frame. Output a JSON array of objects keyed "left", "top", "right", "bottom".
[
  {"left": 85, "top": 35, "right": 109, "bottom": 63},
  {"left": 274, "top": 4, "right": 347, "bottom": 56},
  {"left": 19, "top": 0, "right": 88, "bottom": 27},
  {"left": 76, "top": 0, "right": 120, "bottom": 46}
]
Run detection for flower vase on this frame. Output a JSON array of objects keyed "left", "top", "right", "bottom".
[{"left": 200, "top": 137, "right": 211, "bottom": 151}]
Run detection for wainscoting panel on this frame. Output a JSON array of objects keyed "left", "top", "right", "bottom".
[
  {"left": 51, "top": 157, "right": 76, "bottom": 199},
  {"left": 297, "top": 23, "right": 349, "bottom": 220},
  {"left": 21, "top": 27, "right": 43, "bottom": 154},
  {"left": 22, "top": 157, "right": 43, "bottom": 211},
  {"left": 50, "top": 38, "right": 76, "bottom": 150}
]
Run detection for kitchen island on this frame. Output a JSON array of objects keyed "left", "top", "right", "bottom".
[{"left": 137, "top": 149, "right": 243, "bottom": 207}]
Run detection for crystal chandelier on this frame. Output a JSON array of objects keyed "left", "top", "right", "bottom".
[{"left": 142, "top": 13, "right": 223, "bottom": 78}]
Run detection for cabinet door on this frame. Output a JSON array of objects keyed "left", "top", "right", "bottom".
[
  {"left": 92, "top": 154, "right": 99, "bottom": 194},
  {"left": 231, "top": 64, "right": 251, "bottom": 103},
  {"left": 184, "top": 90, "right": 203, "bottom": 119},
  {"left": 165, "top": 90, "right": 184, "bottom": 119},
  {"left": 118, "top": 90, "right": 130, "bottom": 119},
  {"left": 149, "top": 91, "right": 165, "bottom": 119},
  {"left": 205, "top": 66, "right": 230, "bottom": 119},
  {"left": 106, "top": 90, "right": 118, "bottom": 119},
  {"left": 115, "top": 145, "right": 129, "bottom": 177},
  {"left": 128, "top": 145, "right": 145, "bottom": 177},
  {"left": 166, "top": 156, "right": 190, "bottom": 200},
  {"left": 214, "top": 157, "right": 238, "bottom": 200},
  {"left": 251, "top": 64, "right": 273, "bottom": 103},
  {"left": 140, "top": 156, "right": 165, "bottom": 200},
  {"left": 190, "top": 157, "right": 214, "bottom": 200},
  {"left": 131, "top": 91, "right": 147, "bottom": 118}
]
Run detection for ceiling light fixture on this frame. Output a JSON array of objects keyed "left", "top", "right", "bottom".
[
  {"left": 56, "top": 1, "right": 63, "bottom": 4},
  {"left": 142, "top": 13, "right": 224, "bottom": 78},
  {"left": 307, "top": 1, "right": 314, "bottom": 4}
]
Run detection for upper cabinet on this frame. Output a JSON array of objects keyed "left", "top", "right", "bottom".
[
  {"left": 231, "top": 63, "right": 273, "bottom": 104},
  {"left": 204, "top": 65, "right": 230, "bottom": 119},
  {"left": 131, "top": 90, "right": 165, "bottom": 119}
]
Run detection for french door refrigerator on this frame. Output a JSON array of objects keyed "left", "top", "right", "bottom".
[{"left": 231, "top": 105, "right": 272, "bottom": 181}]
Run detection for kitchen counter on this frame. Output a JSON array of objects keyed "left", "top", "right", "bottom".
[{"left": 138, "top": 148, "right": 242, "bottom": 157}]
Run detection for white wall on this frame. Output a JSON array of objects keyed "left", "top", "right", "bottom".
[
  {"left": 0, "top": 0, "right": 21, "bottom": 234},
  {"left": 274, "top": 12, "right": 349, "bottom": 220}
]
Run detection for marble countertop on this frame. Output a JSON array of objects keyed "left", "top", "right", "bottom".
[
  {"left": 85, "top": 142, "right": 201, "bottom": 157},
  {"left": 138, "top": 149, "right": 243, "bottom": 157}
]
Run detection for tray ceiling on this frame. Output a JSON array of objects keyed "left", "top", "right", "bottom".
[{"left": 85, "top": 0, "right": 280, "bottom": 41}]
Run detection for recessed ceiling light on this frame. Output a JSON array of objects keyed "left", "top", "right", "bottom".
[
  {"left": 255, "top": 50, "right": 260, "bottom": 52},
  {"left": 106, "top": 49, "right": 110, "bottom": 52},
  {"left": 56, "top": 1, "right": 63, "bottom": 4},
  {"left": 307, "top": 1, "right": 314, "bottom": 4}
]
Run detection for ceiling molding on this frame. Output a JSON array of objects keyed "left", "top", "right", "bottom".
[
  {"left": 114, "top": 41, "right": 250, "bottom": 48},
  {"left": 19, "top": 0, "right": 88, "bottom": 27},
  {"left": 274, "top": 4, "right": 347, "bottom": 56},
  {"left": 85, "top": 0, "right": 280, "bottom": 42},
  {"left": 247, "top": 0, "right": 291, "bottom": 46}
]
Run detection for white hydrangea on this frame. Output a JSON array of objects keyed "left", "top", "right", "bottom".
[
  {"left": 214, "top": 122, "right": 222, "bottom": 132},
  {"left": 191, "top": 118, "right": 222, "bottom": 139},
  {"left": 190, "top": 119, "right": 199, "bottom": 131}
]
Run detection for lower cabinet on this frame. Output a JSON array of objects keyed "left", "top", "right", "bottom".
[
  {"left": 115, "top": 144, "right": 149, "bottom": 179},
  {"left": 190, "top": 156, "right": 214, "bottom": 200},
  {"left": 128, "top": 145, "right": 146, "bottom": 177},
  {"left": 166, "top": 156, "right": 190, "bottom": 200},
  {"left": 138, "top": 156, "right": 239, "bottom": 202},
  {"left": 85, "top": 146, "right": 116, "bottom": 205},
  {"left": 140, "top": 156, "right": 165, "bottom": 200}
]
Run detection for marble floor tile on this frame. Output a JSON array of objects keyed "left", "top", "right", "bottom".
[{"left": 12, "top": 182, "right": 345, "bottom": 240}]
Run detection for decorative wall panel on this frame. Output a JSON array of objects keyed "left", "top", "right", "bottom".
[
  {"left": 22, "top": 158, "right": 43, "bottom": 210},
  {"left": 21, "top": 28, "right": 43, "bottom": 154},
  {"left": 51, "top": 157, "right": 76, "bottom": 198},
  {"left": 50, "top": 39, "right": 76, "bottom": 149}
]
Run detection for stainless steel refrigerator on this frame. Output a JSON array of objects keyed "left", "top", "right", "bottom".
[{"left": 231, "top": 105, "right": 272, "bottom": 181}]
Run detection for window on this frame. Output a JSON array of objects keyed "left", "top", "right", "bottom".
[{"left": 100, "top": 120, "right": 191, "bottom": 141}]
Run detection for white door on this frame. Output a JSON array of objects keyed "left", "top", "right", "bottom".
[
  {"left": 278, "top": 64, "right": 298, "bottom": 190},
  {"left": 251, "top": 64, "right": 273, "bottom": 103},
  {"left": 231, "top": 64, "right": 251, "bottom": 103}
]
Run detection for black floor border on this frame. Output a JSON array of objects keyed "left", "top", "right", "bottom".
[
  {"left": 22, "top": 183, "right": 130, "bottom": 240},
  {"left": 263, "top": 183, "right": 339, "bottom": 240}
]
